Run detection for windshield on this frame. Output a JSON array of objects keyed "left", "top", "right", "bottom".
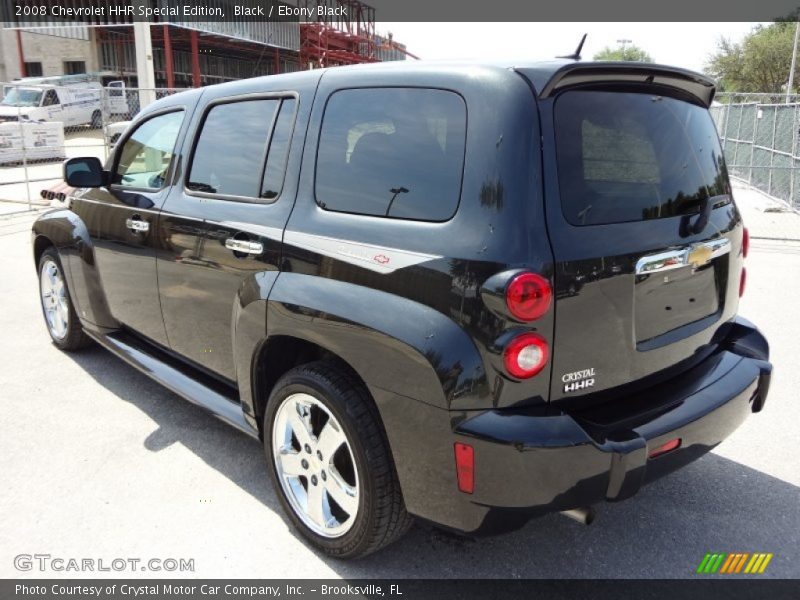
[
  {"left": 554, "top": 91, "right": 730, "bottom": 226},
  {"left": 1, "top": 88, "right": 43, "bottom": 107}
]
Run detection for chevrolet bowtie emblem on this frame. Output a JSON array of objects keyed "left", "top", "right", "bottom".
[{"left": 687, "top": 244, "right": 714, "bottom": 268}]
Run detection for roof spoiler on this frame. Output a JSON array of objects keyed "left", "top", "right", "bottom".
[{"left": 535, "top": 62, "right": 716, "bottom": 107}]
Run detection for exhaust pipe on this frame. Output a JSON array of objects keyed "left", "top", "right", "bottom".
[{"left": 560, "top": 507, "right": 596, "bottom": 525}]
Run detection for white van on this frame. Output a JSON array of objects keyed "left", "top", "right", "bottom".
[{"left": 0, "top": 74, "right": 128, "bottom": 128}]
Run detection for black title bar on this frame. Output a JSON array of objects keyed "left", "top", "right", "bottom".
[
  {"left": 3, "top": 0, "right": 800, "bottom": 23},
  {"left": 4, "top": 579, "right": 800, "bottom": 600}
]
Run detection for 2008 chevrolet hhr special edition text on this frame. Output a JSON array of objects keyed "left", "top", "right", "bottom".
[{"left": 34, "top": 59, "right": 772, "bottom": 558}]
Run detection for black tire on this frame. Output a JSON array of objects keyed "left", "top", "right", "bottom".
[
  {"left": 37, "top": 247, "right": 91, "bottom": 351},
  {"left": 90, "top": 110, "right": 102, "bottom": 129},
  {"left": 264, "top": 361, "right": 413, "bottom": 558}
]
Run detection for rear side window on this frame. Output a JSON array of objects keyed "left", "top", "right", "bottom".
[
  {"left": 554, "top": 91, "right": 729, "bottom": 226},
  {"left": 261, "top": 98, "right": 296, "bottom": 200},
  {"left": 316, "top": 88, "right": 467, "bottom": 221},
  {"left": 187, "top": 99, "right": 280, "bottom": 198}
]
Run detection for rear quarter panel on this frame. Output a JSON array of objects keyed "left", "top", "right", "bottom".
[{"left": 279, "top": 64, "right": 554, "bottom": 410}]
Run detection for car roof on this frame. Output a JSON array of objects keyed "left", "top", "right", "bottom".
[
  {"left": 145, "top": 58, "right": 717, "bottom": 115},
  {"left": 268, "top": 59, "right": 716, "bottom": 106}
]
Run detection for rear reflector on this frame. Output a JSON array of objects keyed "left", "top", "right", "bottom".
[
  {"left": 740, "top": 267, "right": 747, "bottom": 297},
  {"left": 649, "top": 438, "right": 682, "bottom": 459},
  {"left": 454, "top": 443, "right": 474, "bottom": 494},
  {"left": 742, "top": 227, "right": 750, "bottom": 258}
]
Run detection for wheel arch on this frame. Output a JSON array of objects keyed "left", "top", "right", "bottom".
[
  {"left": 251, "top": 335, "right": 368, "bottom": 436},
  {"left": 32, "top": 233, "right": 54, "bottom": 267},
  {"left": 31, "top": 208, "right": 116, "bottom": 331}
]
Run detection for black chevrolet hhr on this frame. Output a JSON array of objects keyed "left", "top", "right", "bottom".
[{"left": 33, "top": 59, "right": 771, "bottom": 558}]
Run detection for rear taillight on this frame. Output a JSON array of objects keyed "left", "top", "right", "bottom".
[
  {"left": 742, "top": 227, "right": 750, "bottom": 258},
  {"left": 740, "top": 267, "right": 747, "bottom": 297},
  {"left": 454, "top": 443, "right": 474, "bottom": 494},
  {"left": 739, "top": 226, "right": 749, "bottom": 297},
  {"left": 503, "top": 332, "right": 549, "bottom": 379},
  {"left": 505, "top": 272, "right": 552, "bottom": 321}
]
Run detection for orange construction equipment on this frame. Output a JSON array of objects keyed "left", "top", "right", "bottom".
[{"left": 299, "top": 0, "right": 378, "bottom": 68}]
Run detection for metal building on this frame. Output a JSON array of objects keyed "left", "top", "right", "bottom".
[{"left": 2, "top": 0, "right": 409, "bottom": 87}]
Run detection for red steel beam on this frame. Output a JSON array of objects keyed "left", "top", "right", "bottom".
[
  {"left": 163, "top": 24, "right": 175, "bottom": 88},
  {"left": 190, "top": 29, "right": 201, "bottom": 87},
  {"left": 16, "top": 30, "right": 26, "bottom": 77}
]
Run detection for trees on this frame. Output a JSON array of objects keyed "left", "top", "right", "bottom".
[
  {"left": 593, "top": 44, "right": 653, "bottom": 63},
  {"left": 706, "top": 22, "right": 797, "bottom": 93}
]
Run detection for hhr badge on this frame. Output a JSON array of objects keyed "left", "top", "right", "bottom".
[{"left": 562, "top": 368, "right": 596, "bottom": 393}]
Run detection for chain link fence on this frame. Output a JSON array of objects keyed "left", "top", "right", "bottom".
[
  {"left": 711, "top": 92, "right": 800, "bottom": 212},
  {"left": 0, "top": 78, "right": 184, "bottom": 211}
]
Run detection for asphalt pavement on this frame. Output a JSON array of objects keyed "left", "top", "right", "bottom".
[{"left": 0, "top": 189, "right": 798, "bottom": 579}]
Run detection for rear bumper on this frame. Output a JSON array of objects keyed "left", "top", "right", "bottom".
[{"left": 375, "top": 317, "right": 772, "bottom": 535}]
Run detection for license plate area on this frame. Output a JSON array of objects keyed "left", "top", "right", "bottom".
[{"left": 635, "top": 262, "right": 720, "bottom": 345}]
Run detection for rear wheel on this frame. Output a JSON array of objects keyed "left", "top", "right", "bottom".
[
  {"left": 38, "top": 247, "right": 90, "bottom": 351},
  {"left": 264, "top": 362, "right": 413, "bottom": 558},
  {"left": 90, "top": 110, "right": 102, "bottom": 129}
]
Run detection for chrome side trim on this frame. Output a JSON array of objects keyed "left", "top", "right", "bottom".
[
  {"left": 84, "top": 330, "right": 257, "bottom": 439},
  {"left": 284, "top": 230, "right": 442, "bottom": 274},
  {"left": 635, "top": 238, "right": 731, "bottom": 275}
]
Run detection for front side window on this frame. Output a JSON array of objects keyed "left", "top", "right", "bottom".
[
  {"left": 114, "top": 110, "right": 184, "bottom": 190},
  {"left": 42, "top": 90, "right": 59, "bottom": 107},
  {"left": 554, "top": 91, "right": 730, "bottom": 226},
  {"left": 187, "top": 99, "right": 280, "bottom": 198},
  {"left": 316, "top": 88, "right": 467, "bottom": 221}
]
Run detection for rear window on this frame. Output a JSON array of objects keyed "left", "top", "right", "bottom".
[
  {"left": 554, "top": 91, "right": 729, "bottom": 226},
  {"left": 315, "top": 88, "right": 467, "bottom": 221}
]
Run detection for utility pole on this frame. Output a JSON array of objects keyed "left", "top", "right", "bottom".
[
  {"left": 617, "top": 38, "right": 632, "bottom": 61},
  {"left": 787, "top": 22, "right": 800, "bottom": 103},
  {"left": 133, "top": 20, "right": 156, "bottom": 108}
]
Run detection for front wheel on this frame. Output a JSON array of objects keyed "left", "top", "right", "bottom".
[
  {"left": 264, "top": 362, "right": 413, "bottom": 558},
  {"left": 38, "top": 247, "right": 90, "bottom": 351},
  {"left": 90, "top": 110, "right": 102, "bottom": 129}
]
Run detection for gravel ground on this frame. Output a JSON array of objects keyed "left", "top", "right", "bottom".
[{"left": 0, "top": 186, "right": 798, "bottom": 579}]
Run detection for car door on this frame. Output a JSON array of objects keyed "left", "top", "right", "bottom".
[
  {"left": 40, "top": 88, "right": 64, "bottom": 124},
  {"left": 157, "top": 86, "right": 305, "bottom": 383},
  {"left": 106, "top": 81, "right": 128, "bottom": 116},
  {"left": 69, "top": 108, "right": 186, "bottom": 346}
]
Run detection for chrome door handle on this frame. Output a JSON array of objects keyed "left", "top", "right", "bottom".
[
  {"left": 125, "top": 217, "right": 149, "bottom": 233},
  {"left": 225, "top": 238, "right": 263, "bottom": 255}
]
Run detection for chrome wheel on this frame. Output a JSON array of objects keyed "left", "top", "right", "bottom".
[
  {"left": 40, "top": 259, "right": 69, "bottom": 340},
  {"left": 272, "top": 392, "right": 360, "bottom": 538}
]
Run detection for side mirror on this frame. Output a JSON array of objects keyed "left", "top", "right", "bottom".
[{"left": 64, "top": 157, "right": 107, "bottom": 188}]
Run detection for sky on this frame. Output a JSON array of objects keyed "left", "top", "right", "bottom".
[{"left": 380, "top": 23, "right": 763, "bottom": 73}]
